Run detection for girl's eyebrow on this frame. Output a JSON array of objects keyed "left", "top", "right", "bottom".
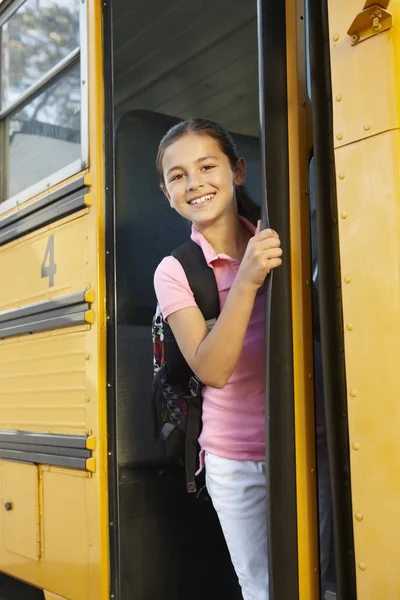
[{"left": 166, "top": 155, "right": 219, "bottom": 177}]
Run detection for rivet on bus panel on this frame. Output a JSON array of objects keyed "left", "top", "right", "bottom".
[
  {"left": 345, "top": 276, "right": 351, "bottom": 283},
  {"left": 341, "top": 212, "right": 348, "bottom": 219},
  {"left": 339, "top": 172, "right": 345, "bottom": 180},
  {"left": 333, "top": 33, "right": 340, "bottom": 41},
  {"left": 347, "top": 324, "right": 354, "bottom": 331},
  {"left": 364, "top": 124, "right": 371, "bottom": 131},
  {"left": 85, "top": 354, "right": 90, "bottom": 361},
  {"left": 355, "top": 512, "right": 363, "bottom": 521},
  {"left": 353, "top": 442, "right": 360, "bottom": 451},
  {"left": 336, "top": 94, "right": 343, "bottom": 102},
  {"left": 359, "top": 562, "right": 366, "bottom": 571},
  {"left": 337, "top": 132, "right": 344, "bottom": 141},
  {"left": 350, "top": 390, "right": 357, "bottom": 398},
  {"left": 86, "top": 396, "right": 90, "bottom": 403}
]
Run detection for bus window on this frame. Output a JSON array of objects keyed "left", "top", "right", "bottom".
[
  {"left": 1, "top": 0, "right": 79, "bottom": 110},
  {"left": 7, "top": 62, "right": 81, "bottom": 198},
  {"left": 112, "top": 1, "right": 259, "bottom": 598},
  {"left": 0, "top": 0, "right": 87, "bottom": 208}
]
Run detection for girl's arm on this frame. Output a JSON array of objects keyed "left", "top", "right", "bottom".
[{"left": 168, "top": 227, "right": 282, "bottom": 388}]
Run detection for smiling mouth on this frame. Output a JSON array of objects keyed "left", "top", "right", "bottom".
[{"left": 188, "top": 193, "right": 215, "bottom": 206}]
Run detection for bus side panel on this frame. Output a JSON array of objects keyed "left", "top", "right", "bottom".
[
  {"left": 0, "top": 327, "right": 88, "bottom": 433},
  {"left": 0, "top": 464, "right": 90, "bottom": 600},
  {"left": 0, "top": 212, "right": 89, "bottom": 313},
  {"left": 336, "top": 130, "right": 400, "bottom": 597},
  {"left": 0, "top": 0, "right": 108, "bottom": 597},
  {"left": 328, "top": 1, "right": 400, "bottom": 596}
]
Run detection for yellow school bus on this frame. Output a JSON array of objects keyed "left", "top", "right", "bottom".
[{"left": 0, "top": 0, "right": 399, "bottom": 598}]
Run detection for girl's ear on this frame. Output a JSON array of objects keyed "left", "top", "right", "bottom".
[
  {"left": 161, "top": 184, "right": 172, "bottom": 205},
  {"left": 234, "top": 157, "right": 246, "bottom": 186}
]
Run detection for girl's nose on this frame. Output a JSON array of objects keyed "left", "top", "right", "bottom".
[{"left": 186, "top": 172, "right": 202, "bottom": 191}]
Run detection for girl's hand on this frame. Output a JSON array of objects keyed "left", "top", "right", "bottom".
[{"left": 237, "top": 220, "right": 283, "bottom": 290}]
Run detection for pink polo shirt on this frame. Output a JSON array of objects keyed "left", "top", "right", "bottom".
[{"left": 154, "top": 218, "right": 265, "bottom": 462}]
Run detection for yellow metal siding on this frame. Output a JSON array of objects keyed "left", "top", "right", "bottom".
[
  {"left": 328, "top": 0, "right": 400, "bottom": 596},
  {"left": 0, "top": 327, "right": 88, "bottom": 433},
  {"left": 0, "top": 212, "right": 90, "bottom": 312},
  {"left": 40, "top": 468, "right": 89, "bottom": 599},
  {"left": 0, "top": 462, "right": 40, "bottom": 562},
  {"left": 0, "top": 466, "right": 91, "bottom": 599},
  {"left": 0, "top": 0, "right": 109, "bottom": 597}
]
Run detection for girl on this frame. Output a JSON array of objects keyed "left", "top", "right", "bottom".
[{"left": 154, "top": 119, "right": 282, "bottom": 600}]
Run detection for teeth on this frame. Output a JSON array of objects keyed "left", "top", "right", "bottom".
[{"left": 190, "top": 194, "right": 214, "bottom": 205}]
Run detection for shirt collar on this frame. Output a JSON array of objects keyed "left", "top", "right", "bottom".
[{"left": 190, "top": 216, "right": 256, "bottom": 265}]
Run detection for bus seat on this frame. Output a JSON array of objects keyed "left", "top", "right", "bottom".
[{"left": 114, "top": 109, "right": 260, "bottom": 467}]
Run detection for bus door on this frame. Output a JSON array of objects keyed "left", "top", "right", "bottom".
[
  {"left": 108, "top": 0, "right": 319, "bottom": 599},
  {"left": 258, "top": 0, "right": 322, "bottom": 598}
]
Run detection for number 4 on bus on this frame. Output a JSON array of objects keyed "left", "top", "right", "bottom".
[{"left": 41, "top": 235, "right": 57, "bottom": 287}]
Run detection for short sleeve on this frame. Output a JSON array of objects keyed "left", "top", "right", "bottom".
[{"left": 154, "top": 256, "right": 197, "bottom": 321}]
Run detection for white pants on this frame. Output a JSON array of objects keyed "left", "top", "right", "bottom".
[{"left": 205, "top": 452, "right": 269, "bottom": 600}]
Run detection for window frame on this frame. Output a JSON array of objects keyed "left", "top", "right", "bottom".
[{"left": 0, "top": 0, "right": 88, "bottom": 215}]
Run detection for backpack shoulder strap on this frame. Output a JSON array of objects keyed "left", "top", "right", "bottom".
[
  {"left": 171, "top": 239, "right": 218, "bottom": 494},
  {"left": 172, "top": 239, "right": 220, "bottom": 320}
]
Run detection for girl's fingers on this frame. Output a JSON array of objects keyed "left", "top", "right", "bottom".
[
  {"left": 255, "top": 219, "right": 262, "bottom": 235},
  {"left": 265, "top": 248, "right": 283, "bottom": 260},
  {"left": 267, "top": 257, "right": 283, "bottom": 269},
  {"left": 256, "top": 238, "right": 282, "bottom": 251},
  {"left": 254, "top": 228, "right": 280, "bottom": 241},
  {"left": 268, "top": 258, "right": 282, "bottom": 270}
]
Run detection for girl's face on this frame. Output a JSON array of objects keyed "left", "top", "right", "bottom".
[{"left": 161, "top": 133, "right": 246, "bottom": 227}]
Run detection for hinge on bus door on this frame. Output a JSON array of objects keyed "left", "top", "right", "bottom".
[{"left": 348, "top": 1, "right": 392, "bottom": 45}]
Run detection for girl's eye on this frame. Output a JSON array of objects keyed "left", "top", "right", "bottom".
[
  {"left": 170, "top": 173, "right": 184, "bottom": 182},
  {"left": 202, "top": 164, "right": 215, "bottom": 171}
]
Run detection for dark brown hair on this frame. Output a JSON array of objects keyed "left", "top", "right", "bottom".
[{"left": 156, "top": 118, "right": 260, "bottom": 225}]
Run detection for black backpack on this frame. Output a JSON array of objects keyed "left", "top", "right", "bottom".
[{"left": 152, "top": 239, "right": 220, "bottom": 493}]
